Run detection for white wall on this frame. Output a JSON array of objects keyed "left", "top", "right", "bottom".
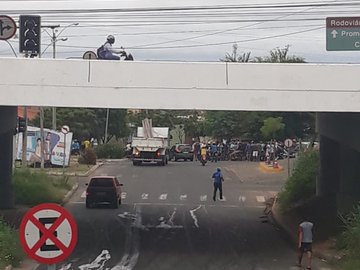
[{"left": 1, "top": 58, "right": 360, "bottom": 112}]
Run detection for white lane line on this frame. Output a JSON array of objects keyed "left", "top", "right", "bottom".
[
  {"left": 121, "top": 192, "right": 127, "bottom": 200},
  {"left": 239, "top": 196, "right": 246, "bottom": 202},
  {"left": 256, "top": 196, "right": 266, "bottom": 203},
  {"left": 189, "top": 205, "right": 202, "bottom": 228},
  {"left": 200, "top": 195, "right": 207, "bottom": 202},
  {"left": 159, "top": 194, "right": 167, "bottom": 200},
  {"left": 220, "top": 196, "right": 226, "bottom": 201},
  {"left": 79, "top": 250, "right": 111, "bottom": 270},
  {"left": 180, "top": 194, "right": 187, "bottom": 201},
  {"left": 81, "top": 191, "right": 86, "bottom": 198},
  {"left": 141, "top": 193, "right": 149, "bottom": 200}
]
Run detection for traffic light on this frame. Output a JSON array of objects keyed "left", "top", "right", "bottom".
[
  {"left": 19, "top": 15, "right": 41, "bottom": 55},
  {"left": 18, "top": 117, "right": 26, "bottom": 133}
]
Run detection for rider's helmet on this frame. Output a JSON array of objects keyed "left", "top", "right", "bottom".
[{"left": 107, "top": 35, "right": 115, "bottom": 44}]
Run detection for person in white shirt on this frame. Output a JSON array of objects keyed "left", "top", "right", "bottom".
[{"left": 297, "top": 217, "right": 314, "bottom": 269}]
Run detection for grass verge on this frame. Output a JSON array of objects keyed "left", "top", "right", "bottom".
[
  {"left": 0, "top": 219, "right": 24, "bottom": 268},
  {"left": 13, "top": 169, "right": 73, "bottom": 206}
]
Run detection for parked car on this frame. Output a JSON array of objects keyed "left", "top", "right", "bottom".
[
  {"left": 170, "top": 144, "right": 194, "bottom": 161},
  {"left": 85, "top": 176, "right": 123, "bottom": 209}
]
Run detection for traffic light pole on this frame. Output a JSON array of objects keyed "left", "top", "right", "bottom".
[{"left": 0, "top": 106, "right": 17, "bottom": 209}]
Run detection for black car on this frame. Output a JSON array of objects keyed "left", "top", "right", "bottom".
[
  {"left": 85, "top": 176, "right": 123, "bottom": 209},
  {"left": 170, "top": 144, "right": 194, "bottom": 161}
]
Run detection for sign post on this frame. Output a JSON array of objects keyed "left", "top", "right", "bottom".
[
  {"left": 19, "top": 203, "right": 78, "bottom": 267},
  {"left": 61, "top": 125, "right": 70, "bottom": 174},
  {"left": 326, "top": 17, "right": 360, "bottom": 51},
  {"left": 284, "top": 139, "right": 293, "bottom": 178}
]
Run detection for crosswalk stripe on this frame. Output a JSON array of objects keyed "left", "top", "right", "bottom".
[{"left": 78, "top": 191, "right": 274, "bottom": 204}]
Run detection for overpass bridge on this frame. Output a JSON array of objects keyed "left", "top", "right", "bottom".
[{"left": 0, "top": 58, "right": 359, "bottom": 212}]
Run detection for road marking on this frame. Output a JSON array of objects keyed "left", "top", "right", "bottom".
[
  {"left": 200, "top": 195, "right": 207, "bottom": 202},
  {"left": 189, "top": 205, "right": 202, "bottom": 228},
  {"left": 159, "top": 194, "right": 167, "bottom": 200},
  {"left": 81, "top": 191, "right": 86, "bottom": 198},
  {"left": 141, "top": 193, "right": 149, "bottom": 200},
  {"left": 180, "top": 194, "right": 187, "bottom": 201},
  {"left": 239, "top": 196, "right": 246, "bottom": 202},
  {"left": 121, "top": 192, "right": 127, "bottom": 200},
  {"left": 256, "top": 196, "right": 266, "bottom": 203}
]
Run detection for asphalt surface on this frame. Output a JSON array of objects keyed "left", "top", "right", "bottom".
[{"left": 59, "top": 159, "right": 334, "bottom": 270}]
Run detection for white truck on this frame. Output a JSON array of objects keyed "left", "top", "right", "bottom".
[{"left": 131, "top": 127, "right": 169, "bottom": 166}]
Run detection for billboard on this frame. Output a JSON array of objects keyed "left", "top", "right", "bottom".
[{"left": 15, "top": 126, "right": 73, "bottom": 167}]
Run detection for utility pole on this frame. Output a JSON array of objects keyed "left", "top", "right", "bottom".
[
  {"left": 42, "top": 23, "right": 79, "bottom": 131},
  {"left": 105, "top": 109, "right": 110, "bottom": 143},
  {"left": 21, "top": 106, "right": 27, "bottom": 167}
]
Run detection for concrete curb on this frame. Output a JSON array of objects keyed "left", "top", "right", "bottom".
[
  {"left": 259, "top": 162, "right": 284, "bottom": 173},
  {"left": 61, "top": 182, "right": 79, "bottom": 206},
  {"left": 45, "top": 162, "right": 104, "bottom": 177}
]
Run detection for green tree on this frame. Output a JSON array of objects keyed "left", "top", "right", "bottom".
[
  {"left": 260, "top": 117, "right": 285, "bottom": 140},
  {"left": 34, "top": 108, "right": 130, "bottom": 142}
]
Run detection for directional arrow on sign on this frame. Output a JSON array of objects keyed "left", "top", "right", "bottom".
[{"left": 331, "top": 30, "right": 338, "bottom": 38}]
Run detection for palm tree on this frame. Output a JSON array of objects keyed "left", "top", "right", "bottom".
[
  {"left": 220, "top": 44, "right": 252, "bottom": 63},
  {"left": 254, "top": 45, "right": 305, "bottom": 63}
]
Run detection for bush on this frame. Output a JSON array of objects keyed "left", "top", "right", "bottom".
[
  {"left": 278, "top": 150, "right": 319, "bottom": 211},
  {"left": 0, "top": 219, "right": 24, "bottom": 268},
  {"left": 79, "top": 148, "right": 97, "bottom": 165},
  {"left": 13, "top": 169, "right": 69, "bottom": 206},
  {"left": 338, "top": 205, "right": 360, "bottom": 255},
  {"left": 95, "top": 143, "right": 125, "bottom": 159}
]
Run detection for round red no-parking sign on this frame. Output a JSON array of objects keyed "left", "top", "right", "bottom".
[{"left": 19, "top": 203, "right": 78, "bottom": 265}]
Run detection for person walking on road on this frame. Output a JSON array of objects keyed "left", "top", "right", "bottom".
[
  {"left": 212, "top": 168, "right": 224, "bottom": 201},
  {"left": 297, "top": 217, "right": 314, "bottom": 269}
]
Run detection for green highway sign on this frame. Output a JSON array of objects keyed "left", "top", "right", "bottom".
[{"left": 326, "top": 17, "right": 360, "bottom": 51}]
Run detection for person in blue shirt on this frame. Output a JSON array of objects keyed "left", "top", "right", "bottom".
[
  {"left": 210, "top": 142, "right": 218, "bottom": 162},
  {"left": 212, "top": 168, "right": 224, "bottom": 201}
]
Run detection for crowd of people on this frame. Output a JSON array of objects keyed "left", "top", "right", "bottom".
[{"left": 191, "top": 139, "right": 298, "bottom": 163}]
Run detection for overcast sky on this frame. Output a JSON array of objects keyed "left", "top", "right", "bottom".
[{"left": 1, "top": 0, "right": 360, "bottom": 63}]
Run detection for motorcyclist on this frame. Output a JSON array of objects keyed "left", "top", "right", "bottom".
[
  {"left": 99, "top": 35, "right": 125, "bottom": 60},
  {"left": 200, "top": 145, "right": 207, "bottom": 164}
]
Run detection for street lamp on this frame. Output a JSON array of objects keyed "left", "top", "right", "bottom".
[{"left": 42, "top": 22, "right": 79, "bottom": 130}]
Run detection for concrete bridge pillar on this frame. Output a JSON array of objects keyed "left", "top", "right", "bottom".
[
  {"left": 0, "top": 106, "right": 17, "bottom": 209},
  {"left": 317, "top": 112, "right": 360, "bottom": 214}
]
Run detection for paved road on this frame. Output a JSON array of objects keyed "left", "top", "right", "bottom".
[{"left": 61, "top": 159, "right": 333, "bottom": 270}]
